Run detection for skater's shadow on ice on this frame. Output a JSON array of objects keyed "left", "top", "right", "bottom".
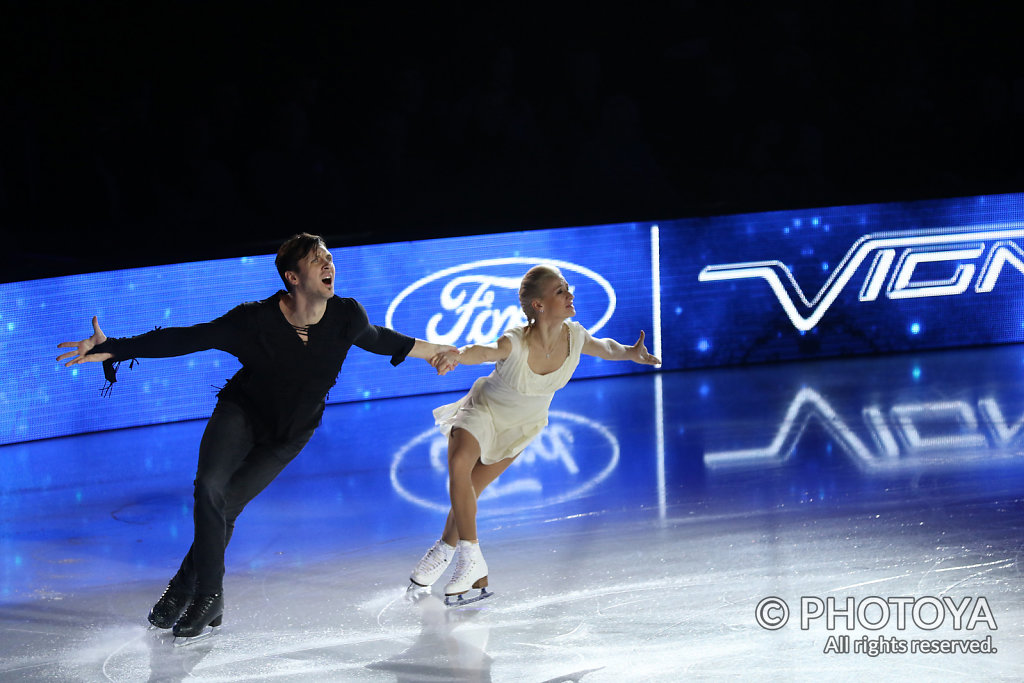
[
  {"left": 366, "top": 590, "right": 493, "bottom": 681},
  {"left": 144, "top": 629, "right": 215, "bottom": 682}
]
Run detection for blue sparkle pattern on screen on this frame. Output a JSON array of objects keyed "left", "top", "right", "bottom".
[
  {"left": 663, "top": 191, "right": 1024, "bottom": 368},
  {"left": 2, "top": 223, "right": 657, "bottom": 444}
]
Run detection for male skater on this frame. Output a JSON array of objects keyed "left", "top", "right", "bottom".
[{"left": 57, "top": 233, "right": 455, "bottom": 642}]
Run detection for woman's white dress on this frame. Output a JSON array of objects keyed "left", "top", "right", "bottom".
[{"left": 433, "top": 321, "right": 586, "bottom": 465}]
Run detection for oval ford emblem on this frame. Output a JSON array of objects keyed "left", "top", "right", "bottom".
[
  {"left": 390, "top": 410, "right": 620, "bottom": 514},
  {"left": 385, "top": 257, "right": 617, "bottom": 346}
]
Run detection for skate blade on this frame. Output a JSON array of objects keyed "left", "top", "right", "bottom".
[
  {"left": 444, "top": 587, "right": 493, "bottom": 607},
  {"left": 172, "top": 625, "right": 219, "bottom": 647},
  {"left": 406, "top": 583, "right": 433, "bottom": 599},
  {"left": 406, "top": 584, "right": 430, "bottom": 602}
]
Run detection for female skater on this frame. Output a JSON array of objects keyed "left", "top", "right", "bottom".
[{"left": 409, "top": 264, "right": 661, "bottom": 603}]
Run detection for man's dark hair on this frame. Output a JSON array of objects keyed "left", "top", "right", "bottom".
[{"left": 275, "top": 233, "right": 327, "bottom": 293}]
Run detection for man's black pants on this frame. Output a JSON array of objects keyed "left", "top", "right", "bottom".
[{"left": 170, "top": 399, "right": 315, "bottom": 595}]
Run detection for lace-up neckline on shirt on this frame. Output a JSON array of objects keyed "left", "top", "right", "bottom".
[{"left": 290, "top": 323, "right": 309, "bottom": 345}]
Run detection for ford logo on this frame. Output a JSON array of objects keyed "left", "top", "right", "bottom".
[
  {"left": 389, "top": 410, "right": 620, "bottom": 514},
  {"left": 385, "top": 257, "right": 617, "bottom": 346}
]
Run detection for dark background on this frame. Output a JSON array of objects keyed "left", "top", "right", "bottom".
[{"left": 3, "top": 2, "right": 1023, "bottom": 283}]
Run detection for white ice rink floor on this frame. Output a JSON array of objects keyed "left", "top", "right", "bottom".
[{"left": 3, "top": 347, "right": 1023, "bottom": 681}]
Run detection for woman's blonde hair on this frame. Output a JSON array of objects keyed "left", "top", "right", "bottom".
[{"left": 519, "top": 265, "right": 563, "bottom": 328}]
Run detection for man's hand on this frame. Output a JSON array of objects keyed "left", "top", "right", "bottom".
[{"left": 56, "top": 316, "right": 112, "bottom": 366}]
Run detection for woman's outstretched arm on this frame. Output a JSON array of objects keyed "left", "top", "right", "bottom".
[{"left": 582, "top": 329, "right": 661, "bottom": 365}]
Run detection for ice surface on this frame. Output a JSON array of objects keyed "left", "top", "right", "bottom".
[{"left": 3, "top": 348, "right": 1023, "bottom": 680}]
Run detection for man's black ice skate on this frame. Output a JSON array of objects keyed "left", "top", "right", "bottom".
[
  {"left": 172, "top": 593, "right": 223, "bottom": 646},
  {"left": 147, "top": 580, "right": 194, "bottom": 629}
]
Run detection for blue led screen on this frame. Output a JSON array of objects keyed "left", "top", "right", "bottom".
[
  {"left": 660, "top": 192, "right": 1024, "bottom": 367},
  {"left": 4, "top": 191, "right": 1024, "bottom": 446},
  {"left": 3, "top": 223, "right": 656, "bottom": 445}
]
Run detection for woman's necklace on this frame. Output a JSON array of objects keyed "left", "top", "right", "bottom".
[{"left": 540, "top": 325, "right": 566, "bottom": 358}]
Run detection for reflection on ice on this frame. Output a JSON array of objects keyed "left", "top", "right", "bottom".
[
  {"left": 701, "top": 354, "right": 1024, "bottom": 473},
  {"left": 390, "top": 410, "right": 620, "bottom": 515},
  {"left": 705, "top": 387, "right": 1024, "bottom": 471}
]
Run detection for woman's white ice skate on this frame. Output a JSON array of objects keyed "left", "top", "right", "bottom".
[
  {"left": 409, "top": 539, "right": 456, "bottom": 588},
  {"left": 444, "top": 540, "right": 492, "bottom": 607}
]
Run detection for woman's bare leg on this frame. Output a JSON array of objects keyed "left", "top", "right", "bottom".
[{"left": 441, "top": 428, "right": 518, "bottom": 546}]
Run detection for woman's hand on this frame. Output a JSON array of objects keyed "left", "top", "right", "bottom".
[
  {"left": 431, "top": 347, "right": 461, "bottom": 375},
  {"left": 56, "top": 316, "right": 112, "bottom": 366},
  {"left": 629, "top": 330, "right": 661, "bottom": 366}
]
